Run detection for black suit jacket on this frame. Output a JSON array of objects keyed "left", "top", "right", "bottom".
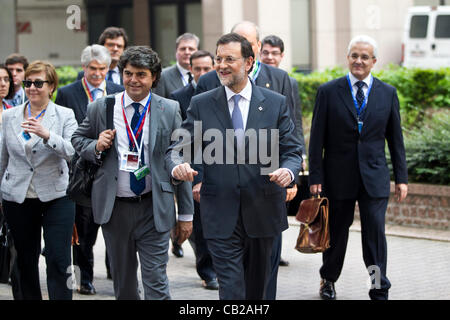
[
  {"left": 195, "top": 63, "right": 301, "bottom": 138},
  {"left": 308, "top": 76, "right": 408, "bottom": 200},
  {"left": 169, "top": 83, "right": 195, "bottom": 121},
  {"left": 55, "top": 80, "right": 124, "bottom": 124},
  {"left": 166, "top": 83, "right": 302, "bottom": 239}
]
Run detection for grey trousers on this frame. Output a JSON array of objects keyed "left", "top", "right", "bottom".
[{"left": 101, "top": 196, "right": 170, "bottom": 300}]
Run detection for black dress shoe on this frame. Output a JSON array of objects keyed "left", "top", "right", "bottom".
[
  {"left": 202, "top": 279, "right": 219, "bottom": 290},
  {"left": 319, "top": 279, "right": 336, "bottom": 300},
  {"left": 77, "top": 282, "right": 96, "bottom": 295},
  {"left": 171, "top": 241, "right": 184, "bottom": 258},
  {"left": 279, "top": 257, "right": 290, "bottom": 267}
]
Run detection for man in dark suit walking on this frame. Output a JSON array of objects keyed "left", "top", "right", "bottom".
[
  {"left": 166, "top": 33, "right": 302, "bottom": 300},
  {"left": 169, "top": 50, "right": 218, "bottom": 290},
  {"left": 309, "top": 35, "right": 408, "bottom": 300},
  {"left": 55, "top": 44, "right": 123, "bottom": 295}
]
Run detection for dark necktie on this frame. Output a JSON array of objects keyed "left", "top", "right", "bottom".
[
  {"left": 187, "top": 72, "right": 193, "bottom": 84},
  {"left": 106, "top": 70, "right": 114, "bottom": 81},
  {"left": 231, "top": 94, "right": 244, "bottom": 152},
  {"left": 355, "top": 81, "right": 365, "bottom": 109},
  {"left": 129, "top": 102, "right": 146, "bottom": 195}
]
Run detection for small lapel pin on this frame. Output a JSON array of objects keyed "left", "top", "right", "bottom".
[
  {"left": 258, "top": 106, "right": 263, "bottom": 111},
  {"left": 266, "top": 83, "right": 270, "bottom": 88}
]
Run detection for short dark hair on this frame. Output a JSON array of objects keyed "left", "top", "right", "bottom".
[
  {"left": 118, "top": 46, "right": 162, "bottom": 88},
  {"left": 190, "top": 50, "right": 214, "bottom": 66},
  {"left": 0, "top": 64, "right": 15, "bottom": 100},
  {"left": 98, "top": 27, "right": 129, "bottom": 48},
  {"left": 216, "top": 33, "right": 254, "bottom": 74},
  {"left": 5, "top": 53, "right": 29, "bottom": 71},
  {"left": 261, "top": 35, "right": 285, "bottom": 53}
]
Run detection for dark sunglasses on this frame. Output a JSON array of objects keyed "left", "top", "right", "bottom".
[{"left": 22, "top": 79, "right": 49, "bottom": 88}]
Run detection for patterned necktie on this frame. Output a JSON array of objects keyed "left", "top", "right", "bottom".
[
  {"left": 187, "top": 72, "right": 193, "bottom": 84},
  {"left": 355, "top": 81, "right": 365, "bottom": 109},
  {"left": 231, "top": 94, "right": 244, "bottom": 153},
  {"left": 106, "top": 70, "right": 114, "bottom": 81},
  {"left": 129, "top": 102, "right": 146, "bottom": 195}
]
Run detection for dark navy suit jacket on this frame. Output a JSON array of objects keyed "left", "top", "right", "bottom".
[
  {"left": 55, "top": 80, "right": 124, "bottom": 124},
  {"left": 169, "top": 83, "right": 195, "bottom": 121},
  {"left": 308, "top": 76, "right": 408, "bottom": 200},
  {"left": 166, "top": 83, "right": 302, "bottom": 239}
]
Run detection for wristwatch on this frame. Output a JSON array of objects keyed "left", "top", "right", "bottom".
[{"left": 94, "top": 145, "right": 102, "bottom": 159}]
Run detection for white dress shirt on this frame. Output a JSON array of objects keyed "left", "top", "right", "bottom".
[
  {"left": 108, "top": 66, "right": 121, "bottom": 85},
  {"left": 176, "top": 62, "right": 191, "bottom": 87},
  {"left": 114, "top": 91, "right": 152, "bottom": 197}
]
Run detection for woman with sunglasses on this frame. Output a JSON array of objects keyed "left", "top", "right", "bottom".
[{"left": 0, "top": 60, "right": 78, "bottom": 300}]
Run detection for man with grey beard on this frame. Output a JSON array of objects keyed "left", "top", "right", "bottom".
[{"left": 56, "top": 44, "right": 123, "bottom": 295}]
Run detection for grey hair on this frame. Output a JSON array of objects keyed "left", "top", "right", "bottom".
[
  {"left": 176, "top": 33, "right": 200, "bottom": 50},
  {"left": 347, "top": 35, "right": 378, "bottom": 58},
  {"left": 231, "top": 21, "right": 260, "bottom": 42},
  {"left": 81, "top": 44, "right": 111, "bottom": 67}
]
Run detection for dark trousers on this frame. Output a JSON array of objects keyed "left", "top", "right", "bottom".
[
  {"left": 188, "top": 201, "right": 216, "bottom": 282},
  {"left": 265, "top": 233, "right": 282, "bottom": 300},
  {"left": 73, "top": 204, "right": 110, "bottom": 286},
  {"left": 320, "top": 182, "right": 391, "bottom": 300},
  {"left": 3, "top": 196, "right": 75, "bottom": 300},
  {"left": 207, "top": 214, "right": 274, "bottom": 300}
]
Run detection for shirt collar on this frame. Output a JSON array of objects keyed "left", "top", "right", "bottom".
[
  {"left": 84, "top": 77, "right": 106, "bottom": 92},
  {"left": 176, "top": 62, "right": 190, "bottom": 76},
  {"left": 224, "top": 77, "right": 252, "bottom": 102},
  {"left": 123, "top": 91, "right": 151, "bottom": 108},
  {"left": 348, "top": 72, "right": 372, "bottom": 88}
]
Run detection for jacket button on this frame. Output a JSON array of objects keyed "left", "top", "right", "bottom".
[
  {"left": 30, "top": 168, "right": 33, "bottom": 172},
  {"left": 53, "top": 144, "right": 57, "bottom": 148},
  {"left": 32, "top": 150, "right": 36, "bottom": 154}
]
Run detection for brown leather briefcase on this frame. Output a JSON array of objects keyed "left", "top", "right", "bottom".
[{"left": 295, "top": 196, "right": 330, "bottom": 253}]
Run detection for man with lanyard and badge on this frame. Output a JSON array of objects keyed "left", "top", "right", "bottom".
[
  {"left": 72, "top": 46, "right": 193, "bottom": 300},
  {"left": 56, "top": 44, "right": 123, "bottom": 295},
  {"left": 309, "top": 35, "right": 408, "bottom": 300}
]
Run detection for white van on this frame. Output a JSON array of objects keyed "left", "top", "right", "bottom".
[{"left": 402, "top": 6, "right": 450, "bottom": 68}]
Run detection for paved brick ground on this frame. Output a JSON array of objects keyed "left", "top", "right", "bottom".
[{"left": 1, "top": 217, "right": 449, "bottom": 300}]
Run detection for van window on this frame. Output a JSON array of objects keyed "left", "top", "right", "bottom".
[
  {"left": 435, "top": 15, "right": 450, "bottom": 38},
  {"left": 410, "top": 15, "right": 428, "bottom": 38}
]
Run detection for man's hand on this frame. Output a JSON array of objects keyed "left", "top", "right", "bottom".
[
  {"left": 174, "top": 220, "right": 193, "bottom": 245},
  {"left": 395, "top": 183, "right": 408, "bottom": 202},
  {"left": 310, "top": 184, "right": 322, "bottom": 195},
  {"left": 192, "top": 182, "right": 202, "bottom": 203},
  {"left": 172, "top": 163, "right": 198, "bottom": 182},
  {"left": 269, "top": 168, "right": 292, "bottom": 188},
  {"left": 96, "top": 129, "right": 116, "bottom": 152},
  {"left": 286, "top": 184, "right": 298, "bottom": 202}
]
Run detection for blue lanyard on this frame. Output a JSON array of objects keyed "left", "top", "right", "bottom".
[
  {"left": 252, "top": 61, "right": 261, "bottom": 81},
  {"left": 346, "top": 74, "right": 373, "bottom": 119},
  {"left": 27, "top": 103, "right": 46, "bottom": 119},
  {"left": 121, "top": 92, "right": 152, "bottom": 148}
]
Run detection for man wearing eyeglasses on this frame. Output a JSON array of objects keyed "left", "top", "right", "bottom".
[
  {"left": 56, "top": 44, "right": 123, "bottom": 295},
  {"left": 166, "top": 33, "right": 302, "bottom": 300},
  {"left": 309, "top": 35, "right": 408, "bottom": 300}
]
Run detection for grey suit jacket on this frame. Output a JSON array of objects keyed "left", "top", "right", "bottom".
[
  {"left": 71, "top": 93, "right": 194, "bottom": 228},
  {"left": 153, "top": 65, "right": 184, "bottom": 98},
  {"left": 0, "top": 101, "right": 77, "bottom": 203}
]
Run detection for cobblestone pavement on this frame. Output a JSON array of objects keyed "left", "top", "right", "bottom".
[{"left": 1, "top": 217, "right": 449, "bottom": 300}]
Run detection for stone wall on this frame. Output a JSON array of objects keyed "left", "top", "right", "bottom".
[{"left": 355, "top": 182, "right": 450, "bottom": 230}]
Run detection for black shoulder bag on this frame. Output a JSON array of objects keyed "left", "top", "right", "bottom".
[{"left": 67, "top": 97, "right": 115, "bottom": 207}]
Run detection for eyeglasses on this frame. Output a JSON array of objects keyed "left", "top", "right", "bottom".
[
  {"left": 214, "top": 56, "right": 242, "bottom": 65},
  {"left": 0, "top": 77, "right": 10, "bottom": 83},
  {"left": 349, "top": 54, "right": 375, "bottom": 62},
  {"left": 22, "top": 79, "right": 49, "bottom": 88},
  {"left": 261, "top": 50, "right": 282, "bottom": 57}
]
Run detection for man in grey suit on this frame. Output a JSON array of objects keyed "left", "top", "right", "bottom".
[
  {"left": 71, "top": 46, "right": 193, "bottom": 300},
  {"left": 153, "top": 33, "right": 199, "bottom": 99}
]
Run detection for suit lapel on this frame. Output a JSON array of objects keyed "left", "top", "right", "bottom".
[
  {"left": 337, "top": 77, "right": 358, "bottom": 121},
  {"left": 169, "top": 66, "right": 184, "bottom": 90},
  {"left": 149, "top": 94, "right": 162, "bottom": 153},
  {"left": 245, "top": 83, "right": 266, "bottom": 131},
  {"left": 213, "top": 87, "right": 233, "bottom": 130},
  {"left": 76, "top": 81, "right": 89, "bottom": 120},
  {"left": 255, "top": 63, "right": 272, "bottom": 90}
]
